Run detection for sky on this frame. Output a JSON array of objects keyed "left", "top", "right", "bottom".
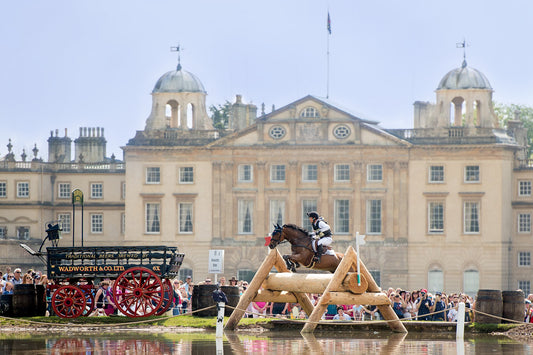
[{"left": 1, "top": 1, "right": 533, "bottom": 160}]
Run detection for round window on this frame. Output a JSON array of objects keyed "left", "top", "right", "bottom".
[
  {"left": 333, "top": 125, "right": 350, "bottom": 139},
  {"left": 269, "top": 126, "right": 286, "bottom": 139}
]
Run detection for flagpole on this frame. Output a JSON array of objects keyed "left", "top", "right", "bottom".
[{"left": 326, "top": 11, "right": 331, "bottom": 99}]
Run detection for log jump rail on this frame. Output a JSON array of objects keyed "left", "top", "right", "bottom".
[{"left": 225, "top": 246, "right": 407, "bottom": 334}]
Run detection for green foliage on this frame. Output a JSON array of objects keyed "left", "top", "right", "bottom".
[
  {"left": 468, "top": 322, "right": 520, "bottom": 333},
  {"left": 209, "top": 101, "right": 232, "bottom": 129},
  {"left": 494, "top": 102, "right": 533, "bottom": 156}
]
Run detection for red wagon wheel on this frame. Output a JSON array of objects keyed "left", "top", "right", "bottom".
[
  {"left": 51, "top": 285, "right": 87, "bottom": 319},
  {"left": 82, "top": 289, "right": 95, "bottom": 316},
  {"left": 155, "top": 279, "right": 173, "bottom": 316},
  {"left": 113, "top": 267, "right": 164, "bottom": 317}
]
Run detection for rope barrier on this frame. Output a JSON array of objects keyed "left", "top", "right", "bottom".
[{"left": 0, "top": 304, "right": 217, "bottom": 328}]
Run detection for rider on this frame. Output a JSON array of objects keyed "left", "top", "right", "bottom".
[{"left": 307, "top": 211, "right": 332, "bottom": 263}]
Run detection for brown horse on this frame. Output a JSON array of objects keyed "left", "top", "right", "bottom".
[{"left": 268, "top": 223, "right": 343, "bottom": 273}]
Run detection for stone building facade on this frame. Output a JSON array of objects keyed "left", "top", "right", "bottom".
[{"left": 1, "top": 58, "right": 532, "bottom": 296}]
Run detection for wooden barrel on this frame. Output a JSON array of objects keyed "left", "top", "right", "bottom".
[
  {"left": 502, "top": 290, "right": 525, "bottom": 323},
  {"left": 191, "top": 284, "right": 218, "bottom": 317},
  {"left": 221, "top": 286, "right": 240, "bottom": 316},
  {"left": 0, "top": 294, "right": 13, "bottom": 317},
  {"left": 13, "top": 284, "right": 37, "bottom": 317},
  {"left": 35, "top": 285, "right": 47, "bottom": 316},
  {"left": 475, "top": 289, "right": 502, "bottom": 324}
]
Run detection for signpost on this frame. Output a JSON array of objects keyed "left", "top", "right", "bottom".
[
  {"left": 208, "top": 249, "right": 224, "bottom": 284},
  {"left": 71, "top": 189, "right": 84, "bottom": 247},
  {"left": 355, "top": 232, "right": 366, "bottom": 286}
]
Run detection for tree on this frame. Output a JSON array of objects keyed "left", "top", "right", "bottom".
[
  {"left": 494, "top": 102, "right": 533, "bottom": 157},
  {"left": 209, "top": 101, "right": 232, "bottom": 129}
]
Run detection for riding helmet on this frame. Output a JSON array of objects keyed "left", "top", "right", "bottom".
[{"left": 307, "top": 211, "right": 319, "bottom": 219}]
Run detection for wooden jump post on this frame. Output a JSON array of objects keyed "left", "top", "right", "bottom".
[{"left": 225, "top": 246, "right": 407, "bottom": 334}]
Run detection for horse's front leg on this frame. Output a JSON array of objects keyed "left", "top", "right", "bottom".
[{"left": 282, "top": 255, "right": 299, "bottom": 272}]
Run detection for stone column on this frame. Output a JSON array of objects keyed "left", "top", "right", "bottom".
[
  {"left": 353, "top": 162, "right": 363, "bottom": 233},
  {"left": 256, "top": 161, "right": 266, "bottom": 235},
  {"left": 288, "top": 161, "right": 298, "bottom": 222}
]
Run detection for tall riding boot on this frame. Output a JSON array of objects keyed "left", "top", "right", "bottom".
[{"left": 314, "top": 245, "right": 326, "bottom": 263}]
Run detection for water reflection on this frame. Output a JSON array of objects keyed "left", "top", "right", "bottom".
[{"left": 0, "top": 331, "right": 530, "bottom": 354}]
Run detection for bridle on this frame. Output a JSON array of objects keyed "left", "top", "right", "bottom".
[{"left": 269, "top": 224, "right": 287, "bottom": 247}]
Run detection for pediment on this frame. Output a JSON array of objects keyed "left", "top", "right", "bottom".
[{"left": 209, "top": 95, "right": 410, "bottom": 148}]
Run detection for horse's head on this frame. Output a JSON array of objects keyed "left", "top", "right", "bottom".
[{"left": 267, "top": 223, "right": 284, "bottom": 249}]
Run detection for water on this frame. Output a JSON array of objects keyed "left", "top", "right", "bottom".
[{"left": 0, "top": 331, "right": 530, "bottom": 354}]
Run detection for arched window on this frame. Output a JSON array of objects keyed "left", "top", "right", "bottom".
[
  {"left": 165, "top": 100, "right": 180, "bottom": 128},
  {"left": 300, "top": 107, "right": 319, "bottom": 118},
  {"left": 187, "top": 103, "right": 194, "bottom": 129},
  {"left": 450, "top": 97, "right": 465, "bottom": 126},
  {"left": 473, "top": 100, "right": 481, "bottom": 126},
  {"left": 428, "top": 268, "right": 443, "bottom": 294},
  {"left": 463, "top": 269, "right": 479, "bottom": 297}
]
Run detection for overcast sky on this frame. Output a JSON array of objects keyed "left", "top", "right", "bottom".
[{"left": 1, "top": 1, "right": 533, "bottom": 160}]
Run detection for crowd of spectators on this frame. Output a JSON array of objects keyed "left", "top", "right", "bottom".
[{"left": 3, "top": 266, "right": 533, "bottom": 323}]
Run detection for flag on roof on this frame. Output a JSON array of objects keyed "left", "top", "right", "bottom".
[{"left": 327, "top": 12, "right": 331, "bottom": 34}]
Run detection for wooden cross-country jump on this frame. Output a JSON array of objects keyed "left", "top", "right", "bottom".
[{"left": 225, "top": 246, "right": 407, "bottom": 334}]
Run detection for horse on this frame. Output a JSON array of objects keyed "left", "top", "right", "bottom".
[{"left": 267, "top": 223, "right": 343, "bottom": 273}]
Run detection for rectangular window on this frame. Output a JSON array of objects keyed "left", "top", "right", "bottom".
[
  {"left": 428, "top": 202, "right": 444, "bottom": 233},
  {"left": 16, "top": 226, "right": 29, "bottom": 240},
  {"left": 367, "top": 199, "right": 382, "bottom": 234},
  {"left": 270, "top": 165, "right": 286, "bottom": 182},
  {"left": 334, "top": 164, "right": 350, "bottom": 182},
  {"left": 145, "top": 203, "right": 160, "bottom": 233},
  {"left": 519, "top": 213, "right": 531, "bottom": 233},
  {"left": 518, "top": 281, "right": 531, "bottom": 296},
  {"left": 519, "top": 252, "right": 531, "bottom": 267},
  {"left": 519, "top": 181, "right": 532, "bottom": 196},
  {"left": 302, "top": 164, "right": 318, "bottom": 182},
  {"left": 464, "top": 201, "right": 480, "bottom": 233},
  {"left": 238, "top": 200, "right": 254, "bottom": 234},
  {"left": 429, "top": 166, "right": 444, "bottom": 183},
  {"left": 17, "top": 182, "right": 29, "bottom": 198},
  {"left": 335, "top": 199, "right": 350, "bottom": 234},
  {"left": 91, "top": 214, "right": 103, "bottom": 234},
  {"left": 179, "top": 202, "right": 193, "bottom": 233},
  {"left": 0, "top": 181, "right": 6, "bottom": 198},
  {"left": 270, "top": 200, "right": 285, "bottom": 227},
  {"left": 90, "top": 183, "right": 103, "bottom": 199},
  {"left": 121, "top": 213, "right": 126, "bottom": 235},
  {"left": 122, "top": 182, "right": 126, "bottom": 200},
  {"left": 302, "top": 199, "right": 318, "bottom": 231},
  {"left": 179, "top": 167, "right": 194, "bottom": 184},
  {"left": 58, "top": 183, "right": 71, "bottom": 199},
  {"left": 238, "top": 165, "right": 253, "bottom": 182},
  {"left": 367, "top": 164, "right": 383, "bottom": 182},
  {"left": 465, "top": 165, "right": 480, "bottom": 183},
  {"left": 57, "top": 213, "right": 71, "bottom": 233},
  {"left": 146, "top": 167, "right": 160, "bottom": 184},
  {"left": 0, "top": 226, "right": 6, "bottom": 238}
]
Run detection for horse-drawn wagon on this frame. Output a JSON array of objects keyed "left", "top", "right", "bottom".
[{"left": 22, "top": 243, "right": 184, "bottom": 319}]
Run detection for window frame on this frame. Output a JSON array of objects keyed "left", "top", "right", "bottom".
[
  {"left": 367, "top": 164, "right": 383, "bottom": 182},
  {"left": 300, "top": 107, "right": 319, "bottom": 118},
  {"left": 90, "top": 213, "right": 103, "bottom": 234},
  {"left": 464, "top": 165, "right": 480, "bottom": 183},
  {"left": 463, "top": 201, "right": 480, "bottom": 234},
  {"left": 238, "top": 164, "right": 253, "bottom": 182},
  {"left": 146, "top": 167, "right": 161, "bottom": 184},
  {"left": 518, "top": 213, "right": 531, "bottom": 233},
  {"left": 16, "top": 181, "right": 30, "bottom": 198},
  {"left": 178, "top": 202, "right": 194, "bottom": 234},
  {"left": 57, "top": 183, "right": 71, "bottom": 199},
  {"left": 270, "top": 164, "right": 286, "bottom": 183},
  {"left": 302, "top": 164, "right": 318, "bottom": 182},
  {"left": 237, "top": 199, "right": 254, "bottom": 234},
  {"left": 519, "top": 180, "right": 532, "bottom": 197},
  {"left": 90, "top": 182, "right": 103, "bottom": 199},
  {"left": 269, "top": 199, "right": 285, "bottom": 228},
  {"left": 428, "top": 201, "right": 445, "bottom": 234},
  {"left": 366, "top": 199, "right": 382, "bottom": 235},
  {"left": 334, "top": 199, "right": 350, "bottom": 234},
  {"left": 518, "top": 251, "right": 531, "bottom": 267},
  {"left": 179, "top": 167, "right": 194, "bottom": 184},
  {"left": 57, "top": 213, "right": 71, "bottom": 234},
  {"left": 429, "top": 165, "right": 444, "bottom": 183},
  {"left": 145, "top": 202, "right": 161, "bottom": 234},
  {"left": 0, "top": 181, "right": 6, "bottom": 198},
  {"left": 302, "top": 199, "right": 318, "bottom": 231},
  {"left": 334, "top": 164, "right": 350, "bottom": 182}
]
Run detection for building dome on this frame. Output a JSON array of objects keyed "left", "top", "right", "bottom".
[
  {"left": 437, "top": 60, "right": 492, "bottom": 90},
  {"left": 152, "top": 64, "right": 206, "bottom": 94}
]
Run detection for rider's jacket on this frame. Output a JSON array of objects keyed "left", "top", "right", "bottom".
[{"left": 311, "top": 217, "right": 332, "bottom": 238}]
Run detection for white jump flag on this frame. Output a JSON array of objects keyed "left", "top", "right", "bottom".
[{"left": 355, "top": 232, "right": 366, "bottom": 286}]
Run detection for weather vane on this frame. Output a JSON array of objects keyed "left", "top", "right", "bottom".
[
  {"left": 456, "top": 39, "right": 469, "bottom": 67},
  {"left": 170, "top": 44, "right": 184, "bottom": 70}
]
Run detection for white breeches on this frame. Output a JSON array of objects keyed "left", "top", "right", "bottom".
[{"left": 317, "top": 237, "right": 332, "bottom": 247}]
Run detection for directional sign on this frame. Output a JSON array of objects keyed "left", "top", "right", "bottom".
[
  {"left": 208, "top": 249, "right": 224, "bottom": 274},
  {"left": 356, "top": 232, "right": 366, "bottom": 246}
]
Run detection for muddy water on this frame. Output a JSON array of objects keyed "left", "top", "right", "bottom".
[{"left": 0, "top": 331, "right": 530, "bottom": 354}]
